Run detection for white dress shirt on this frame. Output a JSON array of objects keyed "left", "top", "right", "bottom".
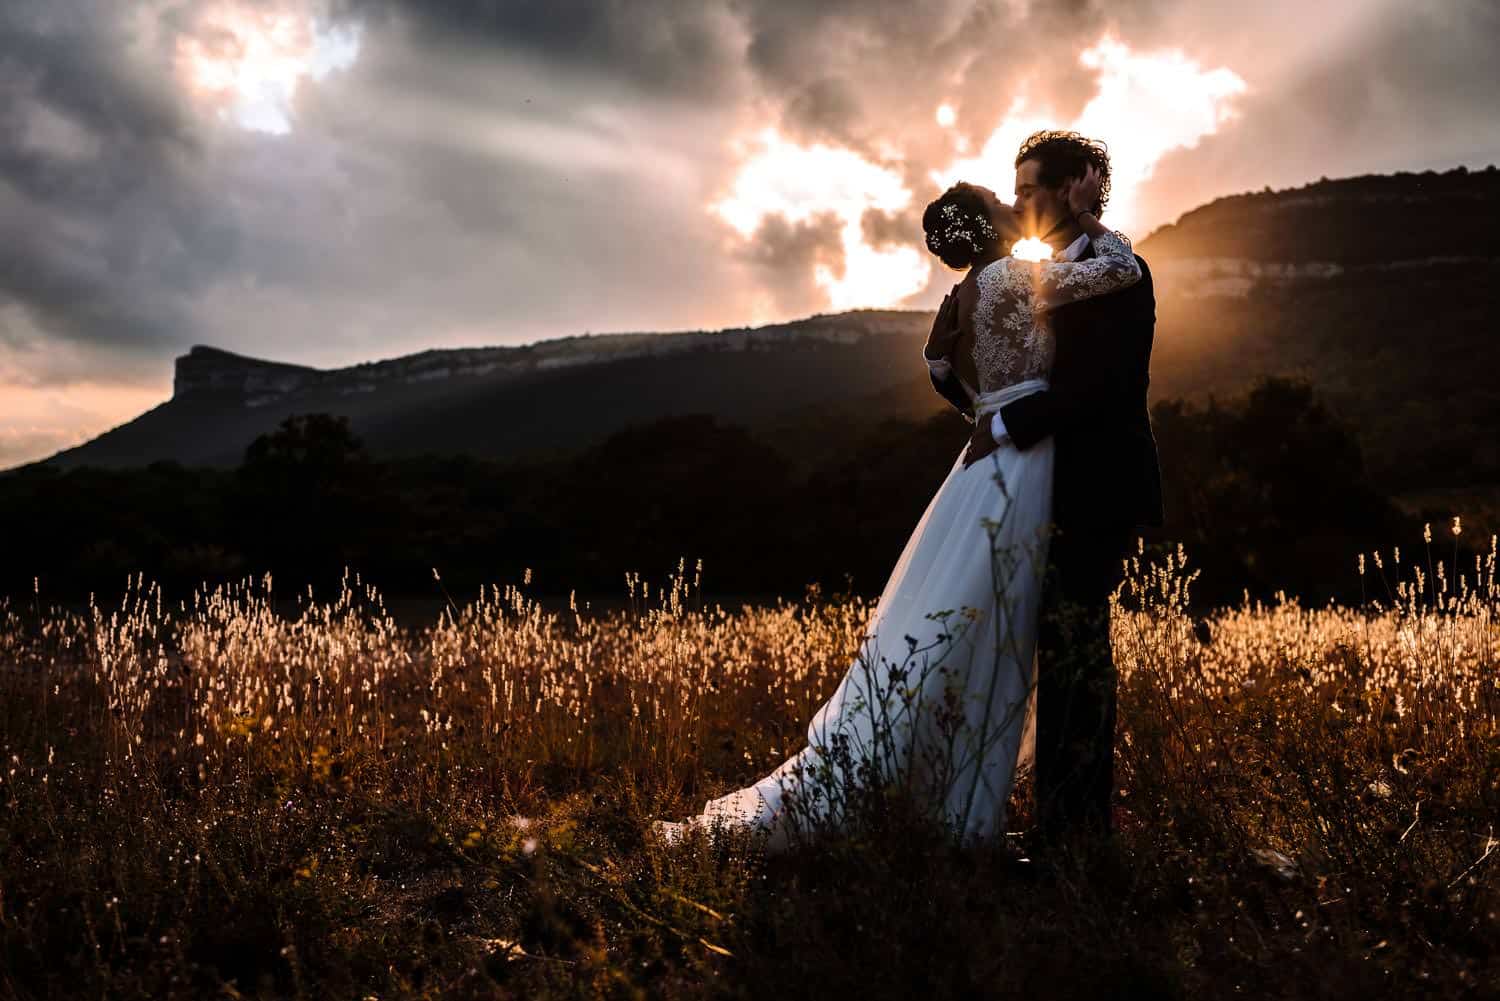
[{"left": 985, "top": 231, "right": 1090, "bottom": 443}]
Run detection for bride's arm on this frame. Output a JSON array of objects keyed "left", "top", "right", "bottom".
[
  {"left": 1034, "top": 214, "right": 1141, "bottom": 309},
  {"left": 923, "top": 283, "right": 958, "bottom": 380},
  {"left": 922, "top": 285, "right": 977, "bottom": 420}
]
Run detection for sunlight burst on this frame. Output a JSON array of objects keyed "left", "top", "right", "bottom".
[
  {"left": 174, "top": 2, "right": 362, "bottom": 134},
  {"left": 1010, "top": 237, "right": 1052, "bottom": 262}
]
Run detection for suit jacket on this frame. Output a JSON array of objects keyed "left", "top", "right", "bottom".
[{"left": 930, "top": 244, "right": 1165, "bottom": 534}]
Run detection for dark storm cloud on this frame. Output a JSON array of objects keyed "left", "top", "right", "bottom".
[
  {"left": 343, "top": 0, "right": 747, "bottom": 98},
  {"left": 355, "top": 0, "right": 1142, "bottom": 153},
  {"left": 779, "top": 76, "right": 864, "bottom": 147},
  {"left": 729, "top": 210, "right": 845, "bottom": 317},
  {"left": 0, "top": 1, "right": 237, "bottom": 372},
  {"left": 0, "top": 3, "right": 188, "bottom": 152},
  {"left": 247, "top": 15, "right": 760, "bottom": 362},
  {"left": 861, "top": 207, "right": 921, "bottom": 252},
  {"left": 736, "top": 0, "right": 1160, "bottom": 147}
]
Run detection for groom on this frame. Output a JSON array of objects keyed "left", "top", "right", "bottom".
[{"left": 929, "top": 130, "right": 1164, "bottom": 844}]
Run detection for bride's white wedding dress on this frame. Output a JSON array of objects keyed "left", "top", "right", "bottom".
[{"left": 656, "top": 232, "right": 1141, "bottom": 853}]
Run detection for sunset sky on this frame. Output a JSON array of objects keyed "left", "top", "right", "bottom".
[{"left": 2, "top": 0, "right": 1497, "bottom": 467}]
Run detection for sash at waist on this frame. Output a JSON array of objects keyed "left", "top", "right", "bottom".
[{"left": 972, "top": 378, "right": 1048, "bottom": 419}]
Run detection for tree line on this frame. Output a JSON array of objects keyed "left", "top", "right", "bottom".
[{"left": 0, "top": 378, "right": 1435, "bottom": 613}]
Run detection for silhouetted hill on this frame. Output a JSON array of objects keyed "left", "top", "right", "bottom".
[
  {"left": 35, "top": 314, "right": 934, "bottom": 471},
  {"left": 19, "top": 165, "right": 1500, "bottom": 504},
  {"left": 1140, "top": 165, "right": 1499, "bottom": 263},
  {"left": 1140, "top": 164, "right": 1500, "bottom": 496}
]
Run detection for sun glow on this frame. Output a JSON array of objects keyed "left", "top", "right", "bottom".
[
  {"left": 1010, "top": 237, "right": 1052, "bottom": 263},
  {"left": 174, "top": 2, "right": 362, "bottom": 134},
  {"left": 716, "top": 36, "right": 1245, "bottom": 313}
]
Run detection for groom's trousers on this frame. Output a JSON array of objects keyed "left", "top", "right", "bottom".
[{"left": 1033, "top": 521, "right": 1135, "bottom": 840}]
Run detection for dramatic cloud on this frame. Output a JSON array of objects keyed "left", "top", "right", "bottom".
[
  {"left": 0, "top": 0, "right": 1496, "bottom": 466},
  {"left": 712, "top": 129, "right": 929, "bottom": 310}
]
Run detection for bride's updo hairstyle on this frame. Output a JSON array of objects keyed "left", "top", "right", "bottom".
[{"left": 922, "top": 182, "right": 1012, "bottom": 270}]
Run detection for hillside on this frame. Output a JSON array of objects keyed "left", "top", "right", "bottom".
[
  {"left": 35, "top": 312, "right": 933, "bottom": 471},
  {"left": 20, "top": 165, "right": 1500, "bottom": 499},
  {"left": 1142, "top": 165, "right": 1500, "bottom": 494}
]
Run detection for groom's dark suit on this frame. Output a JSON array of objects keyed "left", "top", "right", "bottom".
[{"left": 929, "top": 238, "right": 1163, "bottom": 838}]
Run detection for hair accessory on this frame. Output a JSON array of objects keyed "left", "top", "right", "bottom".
[{"left": 927, "top": 200, "right": 999, "bottom": 258}]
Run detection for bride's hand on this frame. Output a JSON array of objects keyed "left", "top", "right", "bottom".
[
  {"left": 1063, "top": 164, "right": 1102, "bottom": 218},
  {"left": 924, "top": 285, "right": 962, "bottom": 360}
]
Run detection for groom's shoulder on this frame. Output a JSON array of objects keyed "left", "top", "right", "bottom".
[{"left": 1129, "top": 253, "right": 1155, "bottom": 313}]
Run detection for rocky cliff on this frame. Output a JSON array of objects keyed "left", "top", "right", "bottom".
[
  {"left": 170, "top": 312, "right": 917, "bottom": 409},
  {"left": 173, "top": 347, "right": 321, "bottom": 402}
]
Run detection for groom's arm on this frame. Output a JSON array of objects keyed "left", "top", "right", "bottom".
[{"left": 998, "top": 256, "right": 1153, "bottom": 449}]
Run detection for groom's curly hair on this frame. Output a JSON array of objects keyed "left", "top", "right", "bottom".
[{"left": 1015, "top": 130, "right": 1112, "bottom": 217}]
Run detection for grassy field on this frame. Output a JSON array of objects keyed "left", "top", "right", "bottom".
[{"left": 1, "top": 534, "right": 1497, "bottom": 1000}]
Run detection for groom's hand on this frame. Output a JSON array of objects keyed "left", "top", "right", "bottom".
[
  {"left": 1063, "top": 163, "right": 1104, "bottom": 218},
  {"left": 962, "top": 416, "right": 1002, "bottom": 467}
]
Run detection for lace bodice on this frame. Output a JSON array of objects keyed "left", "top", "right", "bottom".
[{"left": 933, "top": 230, "right": 1140, "bottom": 396}]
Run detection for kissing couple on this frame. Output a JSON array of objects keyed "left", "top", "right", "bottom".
[{"left": 656, "top": 130, "right": 1163, "bottom": 858}]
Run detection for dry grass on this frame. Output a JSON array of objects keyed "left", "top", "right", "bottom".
[{"left": 1, "top": 534, "right": 1497, "bottom": 1000}]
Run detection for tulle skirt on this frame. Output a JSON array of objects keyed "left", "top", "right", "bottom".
[{"left": 675, "top": 380, "right": 1054, "bottom": 852}]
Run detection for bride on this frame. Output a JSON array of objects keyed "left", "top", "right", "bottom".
[{"left": 654, "top": 166, "right": 1137, "bottom": 853}]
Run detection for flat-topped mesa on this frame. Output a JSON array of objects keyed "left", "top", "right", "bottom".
[
  {"left": 173, "top": 346, "right": 321, "bottom": 400},
  {"left": 168, "top": 310, "right": 918, "bottom": 404}
]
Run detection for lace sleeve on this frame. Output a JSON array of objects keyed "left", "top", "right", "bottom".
[{"left": 1034, "top": 230, "right": 1141, "bottom": 309}]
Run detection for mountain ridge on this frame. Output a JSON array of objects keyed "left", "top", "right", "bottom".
[
  {"left": 168, "top": 310, "right": 917, "bottom": 408},
  {"left": 18, "top": 165, "right": 1499, "bottom": 492}
]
